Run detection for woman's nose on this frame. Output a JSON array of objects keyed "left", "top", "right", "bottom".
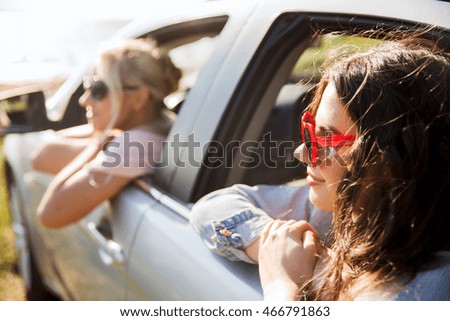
[
  {"left": 293, "top": 144, "right": 311, "bottom": 165},
  {"left": 78, "top": 90, "right": 90, "bottom": 108}
]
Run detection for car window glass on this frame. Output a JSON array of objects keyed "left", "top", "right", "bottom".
[
  {"left": 239, "top": 33, "right": 384, "bottom": 187},
  {"left": 292, "top": 34, "right": 382, "bottom": 82},
  {"left": 146, "top": 19, "right": 227, "bottom": 115},
  {"left": 169, "top": 37, "right": 218, "bottom": 91}
]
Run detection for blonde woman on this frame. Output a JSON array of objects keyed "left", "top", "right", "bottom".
[{"left": 32, "top": 39, "right": 181, "bottom": 228}]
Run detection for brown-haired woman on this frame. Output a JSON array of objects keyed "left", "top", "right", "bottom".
[{"left": 259, "top": 36, "right": 450, "bottom": 300}]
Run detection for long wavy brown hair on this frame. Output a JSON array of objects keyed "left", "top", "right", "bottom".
[{"left": 308, "top": 35, "right": 450, "bottom": 299}]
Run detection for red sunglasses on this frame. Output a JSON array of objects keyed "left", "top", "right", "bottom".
[{"left": 300, "top": 111, "right": 356, "bottom": 168}]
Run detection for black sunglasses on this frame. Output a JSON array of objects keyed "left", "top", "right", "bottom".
[
  {"left": 83, "top": 76, "right": 109, "bottom": 101},
  {"left": 83, "top": 76, "right": 140, "bottom": 101}
]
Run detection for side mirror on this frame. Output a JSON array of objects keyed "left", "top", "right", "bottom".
[{"left": 0, "top": 88, "right": 52, "bottom": 135}]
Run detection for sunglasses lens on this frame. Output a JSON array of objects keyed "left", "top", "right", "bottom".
[
  {"left": 83, "top": 78, "right": 108, "bottom": 101},
  {"left": 303, "top": 128, "right": 313, "bottom": 162},
  {"left": 90, "top": 80, "right": 108, "bottom": 100}
]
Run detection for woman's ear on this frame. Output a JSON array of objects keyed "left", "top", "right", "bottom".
[{"left": 128, "top": 87, "right": 151, "bottom": 111}]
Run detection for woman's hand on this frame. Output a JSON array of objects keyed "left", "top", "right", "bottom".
[{"left": 258, "top": 220, "right": 322, "bottom": 301}]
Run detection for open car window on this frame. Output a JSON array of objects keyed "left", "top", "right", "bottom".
[
  {"left": 239, "top": 33, "right": 384, "bottom": 187},
  {"left": 193, "top": 12, "right": 440, "bottom": 201},
  {"left": 292, "top": 33, "right": 383, "bottom": 83},
  {"left": 140, "top": 16, "right": 228, "bottom": 113}
]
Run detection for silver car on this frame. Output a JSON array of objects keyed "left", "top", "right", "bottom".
[{"left": 2, "top": 0, "right": 449, "bottom": 300}]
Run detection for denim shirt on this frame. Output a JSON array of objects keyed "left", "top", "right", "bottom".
[
  {"left": 190, "top": 181, "right": 332, "bottom": 263},
  {"left": 393, "top": 251, "right": 450, "bottom": 300}
]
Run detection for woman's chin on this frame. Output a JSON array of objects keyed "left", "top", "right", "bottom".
[
  {"left": 90, "top": 121, "right": 108, "bottom": 132},
  {"left": 309, "top": 186, "right": 333, "bottom": 212}
]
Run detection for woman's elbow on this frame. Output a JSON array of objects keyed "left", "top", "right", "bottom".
[
  {"left": 31, "top": 144, "right": 62, "bottom": 174},
  {"left": 31, "top": 148, "right": 46, "bottom": 172},
  {"left": 37, "top": 203, "right": 69, "bottom": 229},
  {"left": 189, "top": 201, "right": 209, "bottom": 232},
  {"left": 190, "top": 196, "right": 226, "bottom": 235},
  {"left": 31, "top": 146, "right": 57, "bottom": 174}
]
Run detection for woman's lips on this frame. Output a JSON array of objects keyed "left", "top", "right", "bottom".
[{"left": 306, "top": 170, "right": 325, "bottom": 186}]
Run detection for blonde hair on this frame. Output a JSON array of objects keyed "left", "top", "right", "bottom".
[{"left": 94, "top": 38, "right": 182, "bottom": 134}]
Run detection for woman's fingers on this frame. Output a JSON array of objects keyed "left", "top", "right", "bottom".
[
  {"left": 302, "top": 230, "right": 320, "bottom": 257},
  {"left": 260, "top": 220, "right": 276, "bottom": 242},
  {"left": 260, "top": 219, "right": 291, "bottom": 242},
  {"left": 293, "top": 221, "right": 320, "bottom": 239},
  {"left": 261, "top": 220, "right": 321, "bottom": 246}
]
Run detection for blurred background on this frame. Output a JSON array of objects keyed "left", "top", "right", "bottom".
[
  {"left": 0, "top": 0, "right": 204, "bottom": 91},
  {"left": 0, "top": 0, "right": 204, "bottom": 300}
]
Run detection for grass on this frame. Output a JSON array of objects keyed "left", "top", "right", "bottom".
[
  {"left": 292, "top": 34, "right": 382, "bottom": 81},
  {"left": 0, "top": 77, "right": 66, "bottom": 301},
  {"left": 0, "top": 138, "right": 26, "bottom": 300}
]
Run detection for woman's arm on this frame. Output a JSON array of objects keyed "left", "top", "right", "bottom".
[
  {"left": 36, "top": 139, "right": 131, "bottom": 228},
  {"left": 56, "top": 124, "right": 95, "bottom": 138},
  {"left": 31, "top": 124, "right": 96, "bottom": 174},
  {"left": 31, "top": 135, "right": 92, "bottom": 175},
  {"left": 190, "top": 183, "right": 331, "bottom": 263},
  {"left": 31, "top": 125, "right": 124, "bottom": 175}
]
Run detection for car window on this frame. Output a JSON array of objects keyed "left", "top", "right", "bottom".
[
  {"left": 238, "top": 33, "right": 384, "bottom": 186},
  {"left": 292, "top": 34, "right": 382, "bottom": 83},
  {"left": 194, "top": 13, "right": 428, "bottom": 199},
  {"left": 139, "top": 16, "right": 228, "bottom": 114},
  {"left": 159, "top": 36, "right": 219, "bottom": 112},
  {"left": 169, "top": 37, "right": 218, "bottom": 91}
]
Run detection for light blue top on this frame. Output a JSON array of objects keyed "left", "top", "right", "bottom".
[
  {"left": 190, "top": 181, "right": 332, "bottom": 263},
  {"left": 392, "top": 251, "right": 450, "bottom": 300}
]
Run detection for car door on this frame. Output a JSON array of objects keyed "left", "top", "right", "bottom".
[
  {"left": 25, "top": 150, "right": 141, "bottom": 300},
  {"left": 125, "top": 0, "right": 450, "bottom": 300},
  {"left": 117, "top": 180, "right": 263, "bottom": 300}
]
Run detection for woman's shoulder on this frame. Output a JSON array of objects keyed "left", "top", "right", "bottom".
[
  {"left": 56, "top": 124, "right": 94, "bottom": 138},
  {"left": 394, "top": 251, "right": 450, "bottom": 300},
  {"left": 115, "top": 125, "right": 165, "bottom": 145}
]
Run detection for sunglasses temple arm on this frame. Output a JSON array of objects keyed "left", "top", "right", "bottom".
[{"left": 326, "top": 147, "right": 337, "bottom": 159}]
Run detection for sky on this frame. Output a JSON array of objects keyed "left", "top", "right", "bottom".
[{"left": 0, "top": 0, "right": 205, "bottom": 83}]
